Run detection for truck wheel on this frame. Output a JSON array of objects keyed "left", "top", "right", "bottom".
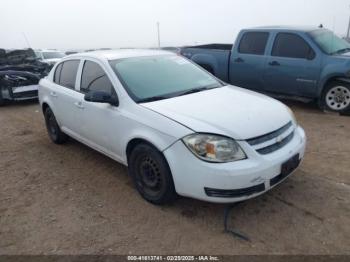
[
  {"left": 128, "top": 143, "right": 177, "bottom": 205},
  {"left": 320, "top": 81, "right": 350, "bottom": 113},
  {"left": 44, "top": 107, "right": 68, "bottom": 144}
]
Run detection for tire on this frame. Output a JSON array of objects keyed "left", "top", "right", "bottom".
[
  {"left": 0, "top": 89, "right": 4, "bottom": 106},
  {"left": 320, "top": 81, "right": 350, "bottom": 113},
  {"left": 128, "top": 143, "right": 177, "bottom": 205},
  {"left": 44, "top": 107, "right": 68, "bottom": 144}
]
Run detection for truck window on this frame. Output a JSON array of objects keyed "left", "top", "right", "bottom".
[
  {"left": 272, "top": 33, "right": 315, "bottom": 59},
  {"left": 238, "top": 32, "right": 269, "bottom": 55},
  {"left": 80, "top": 61, "right": 113, "bottom": 94},
  {"left": 59, "top": 60, "right": 80, "bottom": 89}
]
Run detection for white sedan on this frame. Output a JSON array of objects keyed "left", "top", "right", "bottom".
[{"left": 39, "top": 49, "right": 306, "bottom": 204}]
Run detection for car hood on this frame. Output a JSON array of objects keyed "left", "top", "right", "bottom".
[{"left": 141, "top": 86, "right": 293, "bottom": 140}]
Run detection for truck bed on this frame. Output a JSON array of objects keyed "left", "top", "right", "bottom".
[
  {"left": 181, "top": 44, "right": 232, "bottom": 82},
  {"left": 183, "top": 44, "right": 233, "bottom": 50}
]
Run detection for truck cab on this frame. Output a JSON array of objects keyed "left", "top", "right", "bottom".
[{"left": 181, "top": 26, "right": 350, "bottom": 113}]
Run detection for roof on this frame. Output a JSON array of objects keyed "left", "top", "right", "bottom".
[
  {"left": 246, "top": 25, "right": 322, "bottom": 32},
  {"left": 35, "top": 49, "right": 63, "bottom": 52},
  {"left": 67, "top": 49, "right": 173, "bottom": 61}
]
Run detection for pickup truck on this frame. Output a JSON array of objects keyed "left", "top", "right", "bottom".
[{"left": 180, "top": 26, "right": 350, "bottom": 113}]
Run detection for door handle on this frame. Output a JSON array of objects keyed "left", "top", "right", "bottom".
[
  {"left": 50, "top": 91, "right": 58, "bottom": 98},
  {"left": 234, "top": 57, "right": 244, "bottom": 63},
  {"left": 268, "top": 61, "right": 280, "bottom": 66},
  {"left": 74, "top": 101, "right": 85, "bottom": 109}
]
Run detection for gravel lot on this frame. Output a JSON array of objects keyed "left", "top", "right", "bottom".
[{"left": 0, "top": 100, "right": 349, "bottom": 255}]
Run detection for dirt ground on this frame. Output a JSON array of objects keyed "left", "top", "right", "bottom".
[{"left": 0, "top": 100, "right": 349, "bottom": 255}]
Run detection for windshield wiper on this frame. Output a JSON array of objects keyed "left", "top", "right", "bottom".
[
  {"left": 331, "top": 48, "right": 350, "bottom": 55},
  {"left": 176, "top": 84, "right": 222, "bottom": 97},
  {"left": 138, "top": 84, "right": 222, "bottom": 103},
  {"left": 138, "top": 95, "right": 169, "bottom": 103}
]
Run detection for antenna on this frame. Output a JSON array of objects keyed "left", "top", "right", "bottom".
[
  {"left": 156, "top": 22, "right": 161, "bottom": 48},
  {"left": 347, "top": 5, "right": 350, "bottom": 38},
  {"left": 22, "top": 32, "right": 31, "bottom": 48}
]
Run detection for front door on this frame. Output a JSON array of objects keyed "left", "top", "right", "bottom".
[
  {"left": 77, "top": 59, "right": 124, "bottom": 160},
  {"left": 263, "top": 32, "right": 321, "bottom": 97}
]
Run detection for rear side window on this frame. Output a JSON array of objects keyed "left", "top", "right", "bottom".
[
  {"left": 58, "top": 60, "right": 80, "bottom": 89},
  {"left": 54, "top": 63, "right": 63, "bottom": 84},
  {"left": 272, "top": 33, "right": 315, "bottom": 59},
  {"left": 80, "top": 61, "right": 113, "bottom": 94},
  {"left": 238, "top": 32, "right": 269, "bottom": 55}
]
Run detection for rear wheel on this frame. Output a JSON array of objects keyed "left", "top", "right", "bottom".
[
  {"left": 0, "top": 89, "right": 4, "bottom": 106},
  {"left": 44, "top": 107, "right": 68, "bottom": 144},
  {"left": 320, "top": 81, "right": 350, "bottom": 113},
  {"left": 128, "top": 143, "right": 177, "bottom": 205}
]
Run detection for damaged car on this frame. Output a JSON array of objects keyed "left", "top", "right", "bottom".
[
  {"left": 35, "top": 49, "right": 66, "bottom": 66},
  {"left": 0, "top": 48, "right": 51, "bottom": 106}
]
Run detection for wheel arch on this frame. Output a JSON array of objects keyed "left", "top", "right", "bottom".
[
  {"left": 126, "top": 138, "right": 165, "bottom": 165},
  {"left": 319, "top": 74, "right": 349, "bottom": 96},
  {"left": 191, "top": 54, "right": 218, "bottom": 75},
  {"left": 42, "top": 102, "right": 50, "bottom": 113}
]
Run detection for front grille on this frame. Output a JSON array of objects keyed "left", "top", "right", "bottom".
[
  {"left": 246, "top": 121, "right": 294, "bottom": 155},
  {"left": 204, "top": 183, "right": 265, "bottom": 198},
  {"left": 257, "top": 131, "right": 294, "bottom": 155},
  {"left": 12, "top": 90, "right": 38, "bottom": 99},
  {"left": 247, "top": 121, "right": 293, "bottom": 146}
]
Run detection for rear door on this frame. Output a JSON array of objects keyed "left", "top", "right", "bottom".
[
  {"left": 229, "top": 31, "right": 270, "bottom": 90},
  {"left": 50, "top": 60, "right": 82, "bottom": 136},
  {"left": 263, "top": 32, "right": 321, "bottom": 96}
]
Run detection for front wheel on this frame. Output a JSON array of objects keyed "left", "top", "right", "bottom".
[
  {"left": 320, "top": 81, "right": 350, "bottom": 113},
  {"left": 128, "top": 143, "right": 177, "bottom": 205}
]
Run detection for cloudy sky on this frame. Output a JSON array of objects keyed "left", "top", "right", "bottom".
[{"left": 1, "top": 0, "right": 350, "bottom": 50}]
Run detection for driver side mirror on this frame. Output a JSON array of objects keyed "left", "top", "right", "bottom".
[
  {"left": 84, "top": 90, "right": 119, "bottom": 107},
  {"left": 306, "top": 48, "right": 316, "bottom": 60}
]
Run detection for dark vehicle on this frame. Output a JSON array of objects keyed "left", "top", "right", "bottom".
[
  {"left": 181, "top": 26, "right": 350, "bottom": 113},
  {"left": 65, "top": 51, "right": 78, "bottom": 55},
  {"left": 0, "top": 48, "right": 51, "bottom": 106}
]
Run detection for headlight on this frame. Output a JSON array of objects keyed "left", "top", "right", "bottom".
[
  {"left": 182, "top": 134, "right": 246, "bottom": 163},
  {"left": 287, "top": 107, "right": 297, "bottom": 125}
]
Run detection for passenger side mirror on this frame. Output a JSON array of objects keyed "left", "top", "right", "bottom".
[
  {"left": 84, "top": 90, "right": 119, "bottom": 107},
  {"left": 307, "top": 48, "right": 316, "bottom": 60}
]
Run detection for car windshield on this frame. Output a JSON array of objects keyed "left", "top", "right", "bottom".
[
  {"left": 309, "top": 29, "right": 350, "bottom": 55},
  {"left": 34, "top": 51, "right": 42, "bottom": 59},
  {"left": 110, "top": 55, "right": 222, "bottom": 103},
  {"left": 42, "top": 52, "right": 65, "bottom": 59}
]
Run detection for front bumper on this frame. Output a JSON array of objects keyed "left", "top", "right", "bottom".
[
  {"left": 1, "top": 84, "right": 39, "bottom": 101},
  {"left": 163, "top": 126, "right": 306, "bottom": 203}
]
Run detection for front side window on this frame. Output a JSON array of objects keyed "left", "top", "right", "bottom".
[
  {"left": 309, "top": 29, "right": 350, "bottom": 55},
  {"left": 59, "top": 60, "right": 80, "bottom": 89},
  {"left": 80, "top": 61, "right": 113, "bottom": 94},
  {"left": 238, "top": 32, "right": 269, "bottom": 55},
  {"left": 272, "top": 33, "right": 315, "bottom": 59},
  {"left": 109, "top": 55, "right": 222, "bottom": 103}
]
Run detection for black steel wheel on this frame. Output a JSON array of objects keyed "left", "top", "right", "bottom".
[
  {"left": 128, "top": 143, "right": 177, "bottom": 205},
  {"left": 44, "top": 107, "right": 68, "bottom": 144}
]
